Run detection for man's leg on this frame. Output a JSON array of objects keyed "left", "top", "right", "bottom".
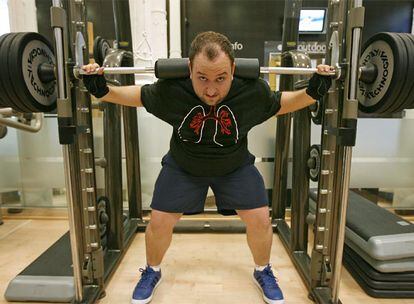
[
  {"left": 237, "top": 206, "right": 284, "bottom": 304},
  {"left": 146, "top": 209, "right": 182, "bottom": 266},
  {"left": 132, "top": 151, "right": 208, "bottom": 303},
  {"left": 236, "top": 206, "right": 273, "bottom": 266},
  {"left": 132, "top": 210, "right": 182, "bottom": 304}
]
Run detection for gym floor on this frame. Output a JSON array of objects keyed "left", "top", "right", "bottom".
[{"left": 1, "top": 211, "right": 414, "bottom": 304}]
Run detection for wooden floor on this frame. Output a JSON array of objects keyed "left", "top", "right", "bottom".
[{"left": 1, "top": 218, "right": 414, "bottom": 304}]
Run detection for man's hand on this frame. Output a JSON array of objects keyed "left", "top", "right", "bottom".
[
  {"left": 315, "top": 64, "right": 335, "bottom": 76},
  {"left": 306, "top": 64, "right": 333, "bottom": 100},
  {"left": 81, "top": 63, "right": 109, "bottom": 99}
]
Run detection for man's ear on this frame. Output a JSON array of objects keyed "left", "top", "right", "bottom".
[
  {"left": 188, "top": 61, "right": 192, "bottom": 79},
  {"left": 231, "top": 61, "right": 235, "bottom": 80}
]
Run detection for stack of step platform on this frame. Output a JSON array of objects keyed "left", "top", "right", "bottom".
[{"left": 309, "top": 190, "right": 414, "bottom": 298}]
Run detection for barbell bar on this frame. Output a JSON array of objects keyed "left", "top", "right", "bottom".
[
  {"left": 75, "top": 65, "right": 337, "bottom": 76},
  {"left": 1, "top": 31, "right": 413, "bottom": 114}
]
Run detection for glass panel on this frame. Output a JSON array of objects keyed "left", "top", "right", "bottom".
[
  {"left": 0, "top": 127, "right": 23, "bottom": 207},
  {"left": 16, "top": 117, "right": 65, "bottom": 207}
]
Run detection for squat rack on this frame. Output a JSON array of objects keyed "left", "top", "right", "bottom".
[
  {"left": 3, "top": 0, "right": 366, "bottom": 303},
  {"left": 272, "top": 1, "right": 364, "bottom": 304}
]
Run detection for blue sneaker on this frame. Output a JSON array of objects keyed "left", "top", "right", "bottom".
[
  {"left": 253, "top": 264, "right": 284, "bottom": 304},
  {"left": 131, "top": 266, "right": 162, "bottom": 304}
]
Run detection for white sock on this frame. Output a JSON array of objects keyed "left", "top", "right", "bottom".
[
  {"left": 148, "top": 264, "right": 161, "bottom": 272},
  {"left": 255, "top": 263, "right": 271, "bottom": 271}
]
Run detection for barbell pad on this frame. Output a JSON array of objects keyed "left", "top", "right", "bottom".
[
  {"left": 155, "top": 58, "right": 260, "bottom": 80},
  {"left": 155, "top": 58, "right": 190, "bottom": 79},
  {"left": 234, "top": 58, "right": 260, "bottom": 79}
]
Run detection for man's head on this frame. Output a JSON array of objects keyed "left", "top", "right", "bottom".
[{"left": 188, "top": 31, "right": 235, "bottom": 106}]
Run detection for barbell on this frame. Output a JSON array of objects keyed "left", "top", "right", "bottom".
[
  {"left": 0, "top": 31, "right": 413, "bottom": 114},
  {"left": 75, "top": 65, "right": 337, "bottom": 77}
]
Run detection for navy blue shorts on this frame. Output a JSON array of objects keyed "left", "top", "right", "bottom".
[{"left": 150, "top": 153, "right": 269, "bottom": 215}]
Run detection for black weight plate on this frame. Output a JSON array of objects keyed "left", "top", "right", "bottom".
[
  {"left": 0, "top": 124, "right": 7, "bottom": 139},
  {"left": 358, "top": 32, "right": 407, "bottom": 114},
  {"left": 97, "top": 196, "right": 110, "bottom": 250},
  {"left": 9, "top": 32, "right": 56, "bottom": 112},
  {"left": 0, "top": 33, "right": 31, "bottom": 112},
  {"left": 0, "top": 33, "right": 13, "bottom": 108},
  {"left": 310, "top": 99, "right": 323, "bottom": 125},
  {"left": 308, "top": 144, "right": 321, "bottom": 182},
  {"left": 8, "top": 32, "right": 38, "bottom": 112},
  {"left": 396, "top": 33, "right": 414, "bottom": 111},
  {"left": 99, "top": 39, "right": 111, "bottom": 64},
  {"left": 401, "top": 33, "right": 414, "bottom": 109},
  {"left": 385, "top": 33, "right": 409, "bottom": 113},
  {"left": 7, "top": 33, "right": 35, "bottom": 112},
  {"left": 93, "top": 36, "right": 103, "bottom": 65},
  {"left": 373, "top": 33, "right": 406, "bottom": 114}
]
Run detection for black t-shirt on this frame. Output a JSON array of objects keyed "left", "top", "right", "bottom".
[{"left": 140, "top": 77, "right": 281, "bottom": 176}]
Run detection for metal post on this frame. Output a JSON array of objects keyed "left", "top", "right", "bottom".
[
  {"left": 104, "top": 102, "right": 123, "bottom": 249},
  {"left": 122, "top": 73, "right": 143, "bottom": 220},
  {"left": 331, "top": 1, "right": 364, "bottom": 301},
  {"left": 62, "top": 146, "right": 84, "bottom": 302},
  {"left": 64, "top": 0, "right": 104, "bottom": 294},
  {"left": 112, "top": 0, "right": 133, "bottom": 51},
  {"left": 291, "top": 106, "right": 310, "bottom": 251},
  {"left": 331, "top": 148, "right": 352, "bottom": 302},
  {"left": 112, "top": 0, "right": 120, "bottom": 44},
  {"left": 112, "top": 0, "right": 143, "bottom": 221},
  {"left": 272, "top": 0, "right": 303, "bottom": 221},
  {"left": 52, "top": 0, "right": 84, "bottom": 302},
  {"left": 52, "top": 0, "right": 66, "bottom": 99}
]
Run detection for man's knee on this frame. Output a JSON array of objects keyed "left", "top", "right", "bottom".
[
  {"left": 149, "top": 209, "right": 182, "bottom": 232},
  {"left": 237, "top": 207, "right": 271, "bottom": 230},
  {"left": 248, "top": 217, "right": 272, "bottom": 231}
]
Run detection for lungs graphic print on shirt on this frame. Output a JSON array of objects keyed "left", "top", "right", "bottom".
[{"left": 178, "top": 105, "right": 239, "bottom": 147}]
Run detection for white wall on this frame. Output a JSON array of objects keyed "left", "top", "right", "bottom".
[
  {"left": 0, "top": 0, "right": 10, "bottom": 35},
  {"left": 129, "top": 0, "right": 168, "bottom": 68},
  {"left": 7, "top": 0, "right": 37, "bottom": 32}
]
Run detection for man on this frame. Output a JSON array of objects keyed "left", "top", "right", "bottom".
[{"left": 82, "top": 31, "right": 332, "bottom": 304}]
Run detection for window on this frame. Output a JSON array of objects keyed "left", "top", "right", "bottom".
[{"left": 0, "top": 0, "right": 10, "bottom": 36}]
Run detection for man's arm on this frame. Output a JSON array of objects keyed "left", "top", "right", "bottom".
[
  {"left": 277, "top": 64, "right": 333, "bottom": 116},
  {"left": 100, "top": 85, "right": 143, "bottom": 107},
  {"left": 277, "top": 89, "right": 315, "bottom": 115},
  {"left": 81, "top": 63, "right": 143, "bottom": 107}
]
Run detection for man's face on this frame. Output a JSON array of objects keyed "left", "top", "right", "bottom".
[{"left": 189, "top": 51, "right": 235, "bottom": 106}]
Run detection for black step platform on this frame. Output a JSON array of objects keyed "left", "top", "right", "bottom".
[
  {"left": 343, "top": 256, "right": 414, "bottom": 298},
  {"left": 5, "top": 232, "right": 74, "bottom": 302},
  {"left": 344, "top": 245, "right": 414, "bottom": 282},
  {"left": 343, "top": 246, "right": 414, "bottom": 292},
  {"left": 309, "top": 190, "right": 414, "bottom": 261},
  {"left": 345, "top": 191, "right": 414, "bottom": 260}
]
